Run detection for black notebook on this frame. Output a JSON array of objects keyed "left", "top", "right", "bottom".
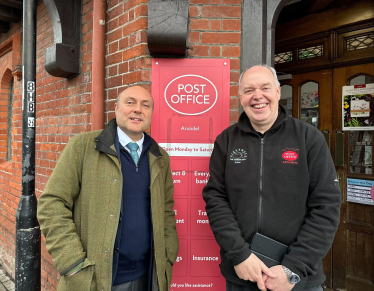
[{"left": 250, "top": 232, "right": 307, "bottom": 290}]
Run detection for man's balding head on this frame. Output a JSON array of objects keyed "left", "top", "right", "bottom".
[{"left": 116, "top": 86, "right": 154, "bottom": 109}]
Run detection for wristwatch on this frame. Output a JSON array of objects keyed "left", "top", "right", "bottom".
[{"left": 282, "top": 266, "right": 300, "bottom": 284}]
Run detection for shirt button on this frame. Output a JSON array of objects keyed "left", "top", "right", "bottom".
[
  {"left": 114, "top": 248, "right": 119, "bottom": 253},
  {"left": 114, "top": 179, "right": 117, "bottom": 182},
  {"left": 104, "top": 250, "right": 108, "bottom": 253},
  {"left": 110, "top": 214, "right": 114, "bottom": 217}
]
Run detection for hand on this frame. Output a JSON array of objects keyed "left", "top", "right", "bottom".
[
  {"left": 264, "top": 265, "right": 294, "bottom": 291},
  {"left": 234, "top": 254, "right": 277, "bottom": 291}
]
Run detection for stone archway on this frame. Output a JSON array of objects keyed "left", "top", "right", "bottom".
[
  {"left": 240, "top": 0, "right": 289, "bottom": 71},
  {"left": 239, "top": 0, "right": 290, "bottom": 115}
]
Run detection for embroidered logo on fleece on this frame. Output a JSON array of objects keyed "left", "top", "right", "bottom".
[
  {"left": 282, "top": 148, "right": 299, "bottom": 164},
  {"left": 230, "top": 149, "right": 247, "bottom": 164}
]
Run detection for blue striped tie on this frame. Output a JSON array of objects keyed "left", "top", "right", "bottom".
[{"left": 127, "top": 142, "right": 139, "bottom": 165}]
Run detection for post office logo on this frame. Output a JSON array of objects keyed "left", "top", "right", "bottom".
[
  {"left": 282, "top": 148, "right": 299, "bottom": 164},
  {"left": 230, "top": 149, "right": 247, "bottom": 164},
  {"left": 164, "top": 75, "right": 218, "bottom": 115}
]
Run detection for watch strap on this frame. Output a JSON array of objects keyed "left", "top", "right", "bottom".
[{"left": 282, "top": 265, "right": 300, "bottom": 284}]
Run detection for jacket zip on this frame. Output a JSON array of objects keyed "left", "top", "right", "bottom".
[{"left": 257, "top": 137, "right": 264, "bottom": 233}]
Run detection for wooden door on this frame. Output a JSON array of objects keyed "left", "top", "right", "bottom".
[
  {"left": 280, "top": 69, "right": 335, "bottom": 287},
  {"left": 280, "top": 69, "right": 333, "bottom": 132},
  {"left": 332, "top": 63, "right": 374, "bottom": 291},
  {"left": 281, "top": 64, "right": 374, "bottom": 290}
]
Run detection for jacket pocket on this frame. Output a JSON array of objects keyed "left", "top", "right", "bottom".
[{"left": 57, "top": 258, "right": 95, "bottom": 291}]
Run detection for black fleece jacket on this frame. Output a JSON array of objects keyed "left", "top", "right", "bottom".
[{"left": 202, "top": 106, "right": 341, "bottom": 289}]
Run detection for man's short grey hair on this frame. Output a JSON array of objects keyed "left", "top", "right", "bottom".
[{"left": 238, "top": 64, "right": 280, "bottom": 95}]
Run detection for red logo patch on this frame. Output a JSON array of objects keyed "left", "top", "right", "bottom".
[
  {"left": 282, "top": 148, "right": 299, "bottom": 164},
  {"left": 282, "top": 151, "right": 298, "bottom": 161}
]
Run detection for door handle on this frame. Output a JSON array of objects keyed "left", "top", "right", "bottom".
[
  {"left": 336, "top": 170, "right": 344, "bottom": 202},
  {"left": 322, "top": 130, "right": 330, "bottom": 149}
]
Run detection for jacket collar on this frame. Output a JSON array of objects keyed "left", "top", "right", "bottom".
[
  {"left": 95, "top": 118, "right": 162, "bottom": 158},
  {"left": 236, "top": 105, "right": 288, "bottom": 134}
]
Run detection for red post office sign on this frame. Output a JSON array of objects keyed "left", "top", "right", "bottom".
[{"left": 151, "top": 59, "right": 230, "bottom": 290}]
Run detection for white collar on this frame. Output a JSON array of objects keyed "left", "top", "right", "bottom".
[{"left": 117, "top": 126, "right": 144, "bottom": 154}]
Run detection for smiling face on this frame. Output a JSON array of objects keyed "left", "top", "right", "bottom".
[
  {"left": 239, "top": 66, "right": 280, "bottom": 133},
  {"left": 115, "top": 86, "right": 154, "bottom": 141}
]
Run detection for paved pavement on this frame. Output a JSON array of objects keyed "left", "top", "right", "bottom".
[{"left": 0, "top": 265, "right": 14, "bottom": 291}]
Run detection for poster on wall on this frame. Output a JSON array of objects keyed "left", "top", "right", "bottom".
[
  {"left": 347, "top": 178, "right": 374, "bottom": 206},
  {"left": 342, "top": 83, "right": 374, "bottom": 130},
  {"left": 151, "top": 59, "right": 230, "bottom": 290}
]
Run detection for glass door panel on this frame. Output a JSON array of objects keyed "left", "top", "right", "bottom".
[
  {"left": 280, "top": 69, "right": 332, "bottom": 131},
  {"left": 280, "top": 85, "right": 292, "bottom": 116},
  {"left": 349, "top": 131, "right": 372, "bottom": 174},
  {"left": 347, "top": 74, "right": 374, "bottom": 176},
  {"left": 300, "top": 81, "right": 319, "bottom": 127}
]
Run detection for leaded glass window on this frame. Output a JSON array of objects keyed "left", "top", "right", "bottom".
[
  {"left": 298, "top": 45, "right": 323, "bottom": 60},
  {"left": 346, "top": 33, "right": 374, "bottom": 51},
  {"left": 274, "top": 51, "right": 293, "bottom": 64}
]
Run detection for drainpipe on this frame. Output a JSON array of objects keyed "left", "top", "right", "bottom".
[{"left": 91, "top": 0, "right": 106, "bottom": 130}]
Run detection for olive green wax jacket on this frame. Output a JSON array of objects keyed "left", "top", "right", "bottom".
[{"left": 37, "top": 119, "right": 179, "bottom": 291}]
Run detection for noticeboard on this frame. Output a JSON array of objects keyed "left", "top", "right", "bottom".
[
  {"left": 347, "top": 178, "right": 374, "bottom": 206},
  {"left": 342, "top": 83, "right": 374, "bottom": 130},
  {"left": 151, "top": 58, "right": 230, "bottom": 290}
]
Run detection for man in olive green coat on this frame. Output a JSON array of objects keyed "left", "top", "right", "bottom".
[{"left": 37, "top": 86, "right": 179, "bottom": 291}]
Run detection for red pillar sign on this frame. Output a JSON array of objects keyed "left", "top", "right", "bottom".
[{"left": 151, "top": 59, "right": 230, "bottom": 290}]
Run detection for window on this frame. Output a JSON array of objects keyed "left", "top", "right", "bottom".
[
  {"left": 0, "top": 70, "right": 14, "bottom": 161},
  {"left": 348, "top": 74, "right": 374, "bottom": 175},
  {"left": 275, "top": 51, "right": 293, "bottom": 64},
  {"left": 7, "top": 78, "right": 13, "bottom": 161},
  {"left": 280, "top": 85, "right": 292, "bottom": 116},
  {"left": 298, "top": 45, "right": 323, "bottom": 60},
  {"left": 346, "top": 33, "right": 374, "bottom": 51},
  {"left": 300, "top": 81, "right": 319, "bottom": 128}
]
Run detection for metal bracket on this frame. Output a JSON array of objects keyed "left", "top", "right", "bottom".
[
  {"left": 43, "top": 0, "right": 82, "bottom": 78},
  {"left": 278, "top": 74, "right": 292, "bottom": 80},
  {"left": 147, "top": 0, "right": 189, "bottom": 56},
  {"left": 322, "top": 130, "right": 330, "bottom": 149}
]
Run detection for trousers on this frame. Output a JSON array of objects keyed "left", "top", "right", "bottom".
[{"left": 112, "top": 274, "right": 147, "bottom": 291}]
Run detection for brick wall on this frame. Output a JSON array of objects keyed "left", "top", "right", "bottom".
[
  {"left": 188, "top": 0, "right": 241, "bottom": 124},
  {"left": 0, "top": 0, "right": 241, "bottom": 289},
  {"left": 0, "top": 31, "right": 23, "bottom": 278},
  {"left": 105, "top": 0, "right": 151, "bottom": 123}
]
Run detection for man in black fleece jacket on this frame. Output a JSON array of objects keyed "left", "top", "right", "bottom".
[{"left": 202, "top": 65, "right": 341, "bottom": 291}]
